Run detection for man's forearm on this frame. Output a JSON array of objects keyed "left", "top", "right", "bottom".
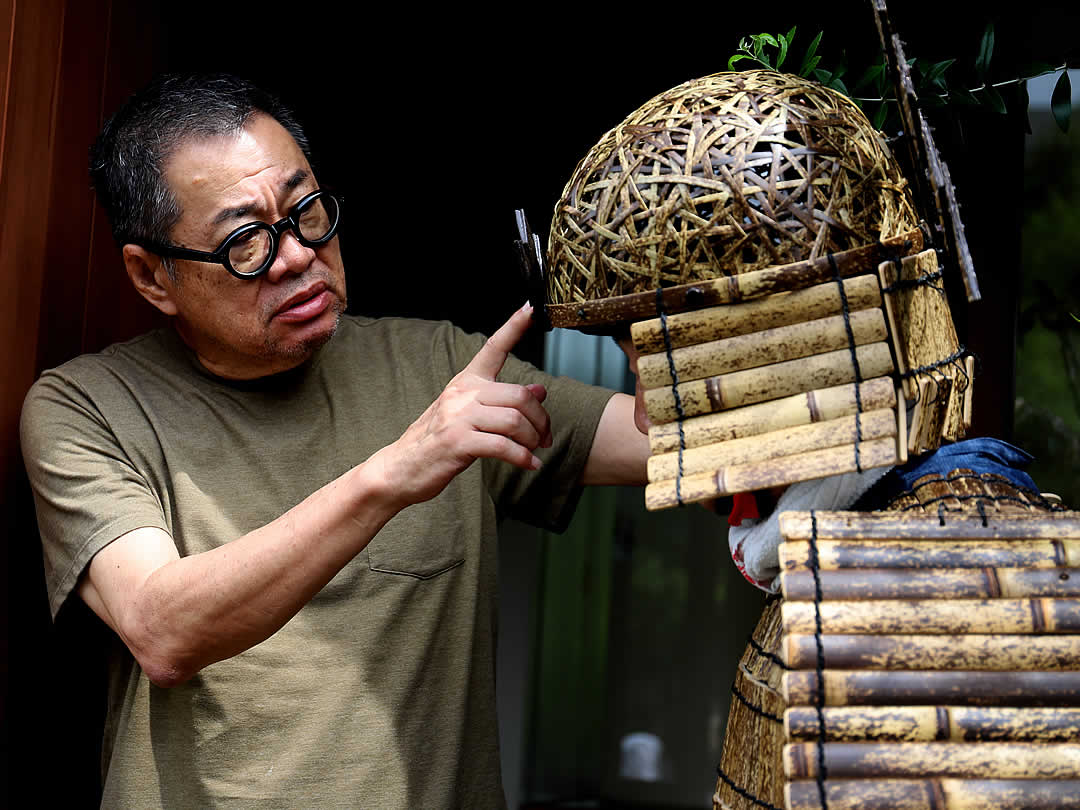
[{"left": 81, "top": 459, "right": 401, "bottom": 687}]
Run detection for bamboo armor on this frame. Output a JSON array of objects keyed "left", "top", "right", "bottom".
[
  {"left": 779, "top": 509, "right": 1080, "bottom": 810},
  {"left": 538, "top": 71, "right": 973, "bottom": 511}
]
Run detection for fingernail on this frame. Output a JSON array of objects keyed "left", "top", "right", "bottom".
[
  {"left": 531, "top": 454, "right": 543, "bottom": 470},
  {"left": 522, "top": 301, "right": 533, "bottom": 314}
]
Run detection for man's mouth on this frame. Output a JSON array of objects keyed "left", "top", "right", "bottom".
[{"left": 274, "top": 282, "right": 332, "bottom": 323}]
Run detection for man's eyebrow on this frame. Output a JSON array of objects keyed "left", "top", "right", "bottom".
[
  {"left": 212, "top": 204, "right": 255, "bottom": 227},
  {"left": 283, "top": 169, "right": 310, "bottom": 191},
  {"left": 209, "top": 170, "right": 312, "bottom": 227}
]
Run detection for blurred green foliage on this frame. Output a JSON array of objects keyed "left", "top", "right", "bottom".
[
  {"left": 725, "top": 24, "right": 1072, "bottom": 137},
  {"left": 1015, "top": 121, "right": 1080, "bottom": 505}
]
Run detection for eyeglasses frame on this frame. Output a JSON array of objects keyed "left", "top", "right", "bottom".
[{"left": 130, "top": 189, "right": 343, "bottom": 279}]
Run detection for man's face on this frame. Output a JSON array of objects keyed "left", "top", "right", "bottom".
[
  {"left": 615, "top": 336, "right": 652, "bottom": 435},
  {"left": 153, "top": 114, "right": 347, "bottom": 379}
]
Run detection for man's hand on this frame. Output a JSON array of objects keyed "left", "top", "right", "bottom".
[{"left": 371, "top": 303, "right": 553, "bottom": 507}]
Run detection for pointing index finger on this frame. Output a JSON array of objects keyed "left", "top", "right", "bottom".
[{"left": 466, "top": 302, "right": 535, "bottom": 380}]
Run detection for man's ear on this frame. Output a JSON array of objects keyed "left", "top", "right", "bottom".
[{"left": 122, "top": 244, "right": 178, "bottom": 316}]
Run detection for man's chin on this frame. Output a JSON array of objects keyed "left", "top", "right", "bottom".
[{"left": 267, "top": 307, "right": 342, "bottom": 365}]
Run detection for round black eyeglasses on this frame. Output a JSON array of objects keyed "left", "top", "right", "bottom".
[{"left": 133, "top": 190, "right": 343, "bottom": 279}]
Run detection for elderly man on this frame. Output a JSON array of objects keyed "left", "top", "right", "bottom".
[{"left": 20, "top": 73, "right": 647, "bottom": 808}]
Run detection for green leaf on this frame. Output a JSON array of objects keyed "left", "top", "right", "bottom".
[
  {"left": 1021, "top": 60, "right": 1058, "bottom": 78},
  {"left": 983, "top": 84, "right": 1007, "bottom": 114},
  {"left": 756, "top": 33, "right": 778, "bottom": 48},
  {"left": 799, "top": 31, "right": 824, "bottom": 76},
  {"left": 728, "top": 53, "right": 753, "bottom": 71},
  {"left": 952, "top": 88, "right": 980, "bottom": 107},
  {"left": 873, "top": 103, "right": 889, "bottom": 130},
  {"left": 1051, "top": 70, "right": 1072, "bottom": 133},
  {"left": 834, "top": 49, "right": 848, "bottom": 80},
  {"left": 875, "top": 61, "right": 890, "bottom": 95},
  {"left": 777, "top": 31, "right": 790, "bottom": 69},
  {"left": 784, "top": 25, "right": 797, "bottom": 46},
  {"left": 830, "top": 76, "right": 849, "bottom": 95},
  {"left": 975, "top": 22, "right": 994, "bottom": 78},
  {"left": 813, "top": 67, "right": 833, "bottom": 84},
  {"left": 855, "top": 63, "right": 885, "bottom": 91},
  {"left": 925, "top": 59, "right": 955, "bottom": 85}
]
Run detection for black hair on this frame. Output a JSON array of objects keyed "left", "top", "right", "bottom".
[{"left": 89, "top": 73, "right": 311, "bottom": 261}]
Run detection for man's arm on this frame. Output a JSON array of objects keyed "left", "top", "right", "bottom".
[
  {"left": 76, "top": 304, "right": 553, "bottom": 687},
  {"left": 580, "top": 393, "right": 649, "bottom": 486}
]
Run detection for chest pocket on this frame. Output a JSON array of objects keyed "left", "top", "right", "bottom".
[{"left": 365, "top": 477, "right": 471, "bottom": 579}]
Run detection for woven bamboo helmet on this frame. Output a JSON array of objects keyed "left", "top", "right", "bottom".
[
  {"left": 545, "top": 70, "right": 921, "bottom": 330},
  {"left": 538, "top": 70, "right": 971, "bottom": 509}
]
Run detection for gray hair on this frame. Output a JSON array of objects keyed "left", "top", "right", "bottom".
[{"left": 89, "top": 73, "right": 312, "bottom": 276}]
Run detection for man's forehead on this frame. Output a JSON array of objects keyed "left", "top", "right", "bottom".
[{"left": 164, "top": 115, "right": 311, "bottom": 204}]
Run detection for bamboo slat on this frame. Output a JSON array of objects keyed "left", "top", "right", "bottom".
[
  {"left": 778, "top": 511, "right": 1080, "bottom": 542},
  {"left": 783, "top": 670, "right": 1080, "bottom": 707},
  {"left": 880, "top": 250, "right": 966, "bottom": 444},
  {"left": 645, "top": 438, "right": 897, "bottom": 511},
  {"left": 636, "top": 309, "right": 887, "bottom": 388},
  {"left": 784, "top": 706, "right": 1080, "bottom": 742},
  {"left": 781, "top": 599, "right": 1080, "bottom": 635},
  {"left": 643, "top": 343, "right": 894, "bottom": 424},
  {"left": 779, "top": 539, "right": 1080, "bottom": 571},
  {"left": 782, "top": 633, "right": 1080, "bottom": 670},
  {"left": 784, "top": 741, "right": 1080, "bottom": 779},
  {"left": 786, "top": 778, "right": 1080, "bottom": 810},
  {"left": 908, "top": 375, "right": 952, "bottom": 455},
  {"left": 647, "top": 378, "right": 895, "bottom": 454},
  {"left": 647, "top": 409, "right": 896, "bottom": 482},
  {"left": 629, "top": 274, "right": 883, "bottom": 354},
  {"left": 780, "top": 567, "right": 1080, "bottom": 601}
]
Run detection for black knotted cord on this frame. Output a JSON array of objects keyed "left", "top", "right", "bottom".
[
  {"left": 657, "top": 287, "right": 686, "bottom": 505},
  {"left": 808, "top": 510, "right": 829, "bottom": 808},
  {"left": 828, "top": 254, "right": 863, "bottom": 473}
]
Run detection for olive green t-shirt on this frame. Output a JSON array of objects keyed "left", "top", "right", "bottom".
[{"left": 21, "top": 315, "right": 613, "bottom": 808}]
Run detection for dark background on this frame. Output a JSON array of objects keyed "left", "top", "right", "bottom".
[{"left": 6, "top": 0, "right": 1078, "bottom": 805}]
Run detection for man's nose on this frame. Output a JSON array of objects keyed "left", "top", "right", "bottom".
[{"left": 265, "top": 230, "right": 316, "bottom": 282}]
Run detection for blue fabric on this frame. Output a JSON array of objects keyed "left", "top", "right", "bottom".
[{"left": 853, "top": 438, "right": 1040, "bottom": 511}]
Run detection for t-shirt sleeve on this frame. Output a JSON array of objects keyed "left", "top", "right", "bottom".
[
  {"left": 444, "top": 326, "right": 616, "bottom": 532},
  {"left": 20, "top": 371, "right": 170, "bottom": 620}
]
